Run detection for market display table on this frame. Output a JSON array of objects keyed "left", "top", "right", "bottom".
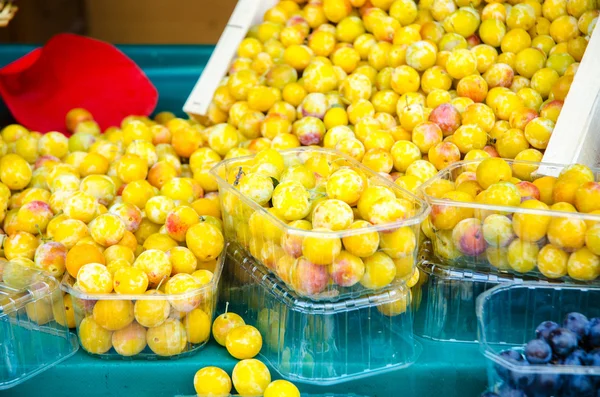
[
  {"left": 0, "top": 45, "right": 488, "bottom": 396},
  {"left": 1, "top": 337, "right": 487, "bottom": 396}
]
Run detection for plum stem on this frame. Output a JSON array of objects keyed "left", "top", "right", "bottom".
[
  {"left": 156, "top": 276, "right": 166, "bottom": 291},
  {"left": 233, "top": 167, "right": 244, "bottom": 187}
]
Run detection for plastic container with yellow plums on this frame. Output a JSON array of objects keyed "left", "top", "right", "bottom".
[
  {"left": 60, "top": 253, "right": 223, "bottom": 360},
  {"left": 1, "top": 260, "right": 78, "bottom": 389},
  {"left": 419, "top": 158, "right": 600, "bottom": 284},
  {"left": 211, "top": 147, "right": 429, "bottom": 302},
  {"left": 220, "top": 242, "right": 420, "bottom": 385}
]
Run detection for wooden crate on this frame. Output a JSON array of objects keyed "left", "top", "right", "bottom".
[
  {"left": 0, "top": 0, "right": 85, "bottom": 43},
  {"left": 84, "top": 0, "right": 237, "bottom": 44}
]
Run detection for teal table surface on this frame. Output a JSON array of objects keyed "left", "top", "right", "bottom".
[
  {"left": 1, "top": 337, "right": 487, "bottom": 397},
  {"left": 0, "top": 45, "right": 488, "bottom": 396}
]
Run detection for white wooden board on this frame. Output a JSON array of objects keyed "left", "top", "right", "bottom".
[
  {"left": 183, "top": 0, "right": 279, "bottom": 117},
  {"left": 542, "top": 24, "right": 600, "bottom": 173},
  {"left": 184, "top": 1, "right": 600, "bottom": 173}
]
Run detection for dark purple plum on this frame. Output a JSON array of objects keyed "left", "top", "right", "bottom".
[
  {"left": 588, "top": 348, "right": 600, "bottom": 366},
  {"left": 525, "top": 339, "right": 552, "bottom": 364},
  {"left": 496, "top": 350, "right": 525, "bottom": 382},
  {"left": 497, "top": 387, "right": 527, "bottom": 397},
  {"left": 563, "top": 374, "right": 595, "bottom": 397},
  {"left": 549, "top": 328, "right": 578, "bottom": 358},
  {"left": 562, "top": 349, "right": 589, "bottom": 366},
  {"left": 563, "top": 312, "right": 589, "bottom": 342},
  {"left": 536, "top": 321, "right": 559, "bottom": 343},
  {"left": 586, "top": 318, "right": 600, "bottom": 349},
  {"left": 509, "top": 362, "right": 535, "bottom": 390},
  {"left": 532, "top": 372, "right": 563, "bottom": 396}
]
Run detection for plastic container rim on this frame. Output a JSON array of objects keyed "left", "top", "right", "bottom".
[
  {"left": 0, "top": 334, "right": 79, "bottom": 391},
  {"left": 210, "top": 147, "right": 431, "bottom": 238},
  {"left": 226, "top": 244, "right": 410, "bottom": 312},
  {"left": 0, "top": 264, "right": 59, "bottom": 316},
  {"left": 417, "top": 241, "right": 572, "bottom": 284},
  {"left": 418, "top": 258, "right": 526, "bottom": 283},
  {"left": 60, "top": 253, "right": 225, "bottom": 301},
  {"left": 419, "top": 159, "right": 600, "bottom": 222},
  {"left": 264, "top": 339, "right": 422, "bottom": 386},
  {"left": 0, "top": 262, "right": 80, "bottom": 390},
  {"left": 476, "top": 282, "right": 600, "bottom": 376}
]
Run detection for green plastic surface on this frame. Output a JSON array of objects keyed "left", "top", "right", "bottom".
[
  {"left": 2, "top": 338, "right": 486, "bottom": 397},
  {"left": 0, "top": 45, "right": 488, "bottom": 396}
]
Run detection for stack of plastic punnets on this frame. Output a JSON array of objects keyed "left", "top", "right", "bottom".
[
  {"left": 212, "top": 147, "right": 430, "bottom": 384},
  {"left": 0, "top": 260, "right": 78, "bottom": 390},
  {"left": 415, "top": 158, "right": 600, "bottom": 344}
]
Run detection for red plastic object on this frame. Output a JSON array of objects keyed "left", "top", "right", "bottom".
[{"left": 0, "top": 33, "right": 158, "bottom": 134}]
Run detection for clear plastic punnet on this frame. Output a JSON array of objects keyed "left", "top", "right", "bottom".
[
  {"left": 211, "top": 147, "right": 430, "bottom": 302},
  {"left": 477, "top": 283, "right": 600, "bottom": 397},
  {"left": 419, "top": 159, "right": 600, "bottom": 283},
  {"left": 60, "top": 253, "right": 223, "bottom": 360},
  {"left": 412, "top": 241, "right": 561, "bottom": 343},
  {"left": 220, "top": 243, "right": 420, "bottom": 385},
  {"left": 0, "top": 260, "right": 78, "bottom": 390},
  {"left": 412, "top": 241, "right": 516, "bottom": 343}
]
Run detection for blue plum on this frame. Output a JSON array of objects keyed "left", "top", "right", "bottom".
[
  {"left": 536, "top": 321, "right": 559, "bottom": 343},
  {"left": 549, "top": 328, "right": 579, "bottom": 358},
  {"left": 509, "top": 361, "right": 536, "bottom": 390},
  {"left": 532, "top": 372, "right": 563, "bottom": 396},
  {"left": 563, "top": 374, "right": 595, "bottom": 397},
  {"left": 496, "top": 350, "right": 525, "bottom": 382},
  {"left": 586, "top": 318, "right": 600, "bottom": 349},
  {"left": 497, "top": 386, "right": 528, "bottom": 397},
  {"left": 562, "top": 348, "right": 589, "bottom": 366},
  {"left": 525, "top": 339, "right": 552, "bottom": 364},
  {"left": 563, "top": 312, "right": 589, "bottom": 342},
  {"left": 588, "top": 348, "right": 600, "bottom": 366}
]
